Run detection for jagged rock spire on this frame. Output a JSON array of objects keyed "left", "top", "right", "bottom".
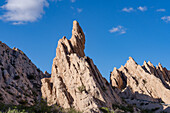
[
  {"left": 41, "top": 21, "right": 122, "bottom": 113},
  {"left": 125, "top": 57, "right": 138, "bottom": 66},
  {"left": 70, "top": 20, "right": 85, "bottom": 57}
]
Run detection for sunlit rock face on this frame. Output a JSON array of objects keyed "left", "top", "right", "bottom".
[
  {"left": 41, "top": 21, "right": 122, "bottom": 113},
  {"left": 110, "top": 57, "right": 170, "bottom": 112},
  {"left": 0, "top": 41, "right": 46, "bottom": 105}
]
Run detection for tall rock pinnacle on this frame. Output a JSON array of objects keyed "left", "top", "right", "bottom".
[
  {"left": 41, "top": 21, "right": 122, "bottom": 113},
  {"left": 70, "top": 20, "right": 85, "bottom": 57}
]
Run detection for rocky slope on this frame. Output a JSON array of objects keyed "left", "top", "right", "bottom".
[
  {"left": 0, "top": 41, "right": 45, "bottom": 105},
  {"left": 41, "top": 21, "right": 122, "bottom": 113},
  {"left": 110, "top": 57, "right": 170, "bottom": 112}
]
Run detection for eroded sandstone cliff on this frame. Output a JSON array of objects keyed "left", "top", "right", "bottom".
[
  {"left": 0, "top": 42, "right": 45, "bottom": 105},
  {"left": 41, "top": 21, "right": 122, "bottom": 113},
  {"left": 110, "top": 57, "right": 170, "bottom": 112}
]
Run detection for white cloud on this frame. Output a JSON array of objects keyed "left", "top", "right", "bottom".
[
  {"left": 161, "top": 16, "right": 170, "bottom": 22},
  {"left": 156, "top": 9, "right": 166, "bottom": 12},
  {"left": 0, "top": 0, "right": 49, "bottom": 24},
  {"left": 71, "top": 6, "right": 74, "bottom": 9},
  {"left": 77, "top": 8, "right": 83, "bottom": 13},
  {"left": 109, "top": 26, "right": 127, "bottom": 34},
  {"left": 71, "top": 0, "right": 76, "bottom": 3},
  {"left": 122, "top": 7, "right": 135, "bottom": 12},
  {"left": 138, "top": 6, "right": 147, "bottom": 12},
  {"left": 12, "top": 21, "right": 25, "bottom": 25}
]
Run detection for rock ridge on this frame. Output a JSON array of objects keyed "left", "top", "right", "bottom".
[
  {"left": 0, "top": 41, "right": 45, "bottom": 105},
  {"left": 110, "top": 57, "right": 170, "bottom": 112}
]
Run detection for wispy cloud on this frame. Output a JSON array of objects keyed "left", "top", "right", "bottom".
[
  {"left": 138, "top": 6, "right": 147, "bottom": 12},
  {"left": 156, "top": 9, "right": 166, "bottom": 12},
  {"left": 109, "top": 26, "right": 127, "bottom": 34},
  {"left": 161, "top": 16, "right": 170, "bottom": 22},
  {"left": 77, "top": 8, "right": 83, "bottom": 13},
  {"left": 122, "top": 7, "right": 135, "bottom": 12},
  {"left": 71, "top": 0, "right": 76, "bottom": 3},
  {"left": 0, "top": 0, "right": 49, "bottom": 25}
]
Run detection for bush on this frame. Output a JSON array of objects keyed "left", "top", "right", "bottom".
[
  {"left": 112, "top": 104, "right": 133, "bottom": 112},
  {"left": 0, "top": 99, "right": 61, "bottom": 113},
  {"left": 64, "top": 108, "right": 82, "bottom": 113},
  {"left": 6, "top": 108, "right": 26, "bottom": 113},
  {"left": 78, "top": 85, "right": 86, "bottom": 93},
  {"left": 99, "top": 107, "right": 114, "bottom": 113}
]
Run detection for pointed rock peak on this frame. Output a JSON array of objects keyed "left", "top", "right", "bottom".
[
  {"left": 147, "top": 61, "right": 155, "bottom": 68},
  {"left": 114, "top": 67, "right": 117, "bottom": 71},
  {"left": 143, "top": 60, "right": 149, "bottom": 68},
  {"left": 69, "top": 21, "right": 85, "bottom": 57},
  {"left": 129, "top": 56, "right": 133, "bottom": 59},
  {"left": 143, "top": 60, "right": 150, "bottom": 67},
  {"left": 56, "top": 21, "right": 86, "bottom": 57},
  {"left": 112, "top": 67, "right": 120, "bottom": 74},
  {"left": 120, "top": 65, "right": 124, "bottom": 69},
  {"left": 148, "top": 61, "right": 152, "bottom": 65},
  {"left": 72, "top": 20, "right": 85, "bottom": 38},
  {"left": 72, "top": 20, "right": 80, "bottom": 33},
  {"left": 143, "top": 60, "right": 147, "bottom": 65},
  {"left": 158, "top": 63, "right": 162, "bottom": 67},
  {"left": 128, "top": 56, "right": 136, "bottom": 62},
  {"left": 158, "top": 63, "right": 164, "bottom": 70},
  {"left": 125, "top": 56, "right": 137, "bottom": 65}
]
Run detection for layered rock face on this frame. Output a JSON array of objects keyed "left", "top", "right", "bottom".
[
  {"left": 110, "top": 57, "right": 170, "bottom": 111},
  {"left": 41, "top": 21, "right": 122, "bottom": 113},
  {"left": 0, "top": 42, "right": 45, "bottom": 105}
]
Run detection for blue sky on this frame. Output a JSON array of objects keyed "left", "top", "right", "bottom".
[{"left": 0, "top": 0, "right": 170, "bottom": 80}]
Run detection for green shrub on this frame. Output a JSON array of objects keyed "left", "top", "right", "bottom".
[
  {"left": 0, "top": 99, "right": 61, "bottom": 113},
  {"left": 64, "top": 108, "right": 82, "bottom": 113},
  {"left": 6, "top": 108, "right": 26, "bottom": 113},
  {"left": 78, "top": 85, "right": 86, "bottom": 93},
  {"left": 99, "top": 107, "right": 114, "bottom": 113},
  {"left": 112, "top": 104, "right": 133, "bottom": 112}
]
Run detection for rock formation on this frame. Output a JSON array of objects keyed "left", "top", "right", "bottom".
[
  {"left": 0, "top": 42, "right": 45, "bottom": 105},
  {"left": 110, "top": 57, "right": 170, "bottom": 112},
  {"left": 41, "top": 21, "right": 122, "bottom": 113}
]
